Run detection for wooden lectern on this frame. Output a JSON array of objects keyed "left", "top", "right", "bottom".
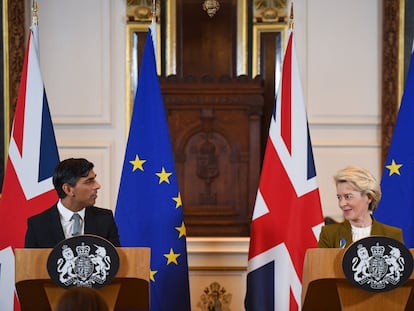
[
  {"left": 302, "top": 248, "right": 414, "bottom": 311},
  {"left": 15, "top": 247, "right": 150, "bottom": 311}
]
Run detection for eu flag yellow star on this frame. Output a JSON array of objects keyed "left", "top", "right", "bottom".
[
  {"left": 386, "top": 159, "right": 403, "bottom": 176},
  {"left": 164, "top": 248, "right": 180, "bottom": 265},
  {"left": 175, "top": 222, "right": 186, "bottom": 238},
  {"left": 150, "top": 269, "right": 158, "bottom": 282},
  {"left": 173, "top": 192, "right": 182, "bottom": 208},
  {"left": 156, "top": 167, "right": 172, "bottom": 184},
  {"left": 130, "top": 154, "right": 146, "bottom": 172}
]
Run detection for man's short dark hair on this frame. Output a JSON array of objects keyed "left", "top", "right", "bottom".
[{"left": 53, "top": 158, "right": 94, "bottom": 198}]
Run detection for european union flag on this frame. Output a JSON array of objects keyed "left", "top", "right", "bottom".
[
  {"left": 114, "top": 27, "right": 191, "bottom": 311},
  {"left": 375, "top": 48, "right": 414, "bottom": 247}
]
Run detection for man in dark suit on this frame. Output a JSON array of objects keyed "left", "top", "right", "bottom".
[{"left": 25, "top": 158, "right": 120, "bottom": 248}]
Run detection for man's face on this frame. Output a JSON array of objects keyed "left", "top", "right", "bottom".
[{"left": 69, "top": 169, "right": 101, "bottom": 209}]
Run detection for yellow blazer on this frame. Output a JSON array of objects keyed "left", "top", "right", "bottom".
[{"left": 318, "top": 217, "right": 404, "bottom": 248}]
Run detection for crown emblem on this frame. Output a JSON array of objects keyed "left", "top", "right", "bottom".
[
  {"left": 76, "top": 243, "right": 91, "bottom": 256},
  {"left": 371, "top": 243, "right": 385, "bottom": 256},
  {"left": 209, "top": 281, "right": 221, "bottom": 292}
]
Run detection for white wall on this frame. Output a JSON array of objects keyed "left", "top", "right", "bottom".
[
  {"left": 37, "top": 0, "right": 127, "bottom": 211},
  {"left": 295, "top": 0, "right": 382, "bottom": 221}
]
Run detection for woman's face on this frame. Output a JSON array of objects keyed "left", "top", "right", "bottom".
[{"left": 336, "top": 182, "right": 372, "bottom": 224}]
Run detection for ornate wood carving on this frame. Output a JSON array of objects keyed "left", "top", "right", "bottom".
[
  {"left": 1, "top": 0, "right": 25, "bottom": 189},
  {"left": 161, "top": 76, "right": 264, "bottom": 236},
  {"left": 381, "top": 0, "right": 400, "bottom": 166},
  {"left": 7, "top": 0, "right": 25, "bottom": 124}
]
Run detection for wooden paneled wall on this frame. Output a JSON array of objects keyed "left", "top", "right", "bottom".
[
  {"left": 176, "top": 0, "right": 238, "bottom": 78},
  {"left": 161, "top": 76, "right": 263, "bottom": 236}
]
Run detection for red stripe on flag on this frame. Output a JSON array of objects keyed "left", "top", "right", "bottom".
[{"left": 290, "top": 288, "right": 298, "bottom": 311}]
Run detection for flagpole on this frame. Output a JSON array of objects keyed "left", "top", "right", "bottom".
[
  {"left": 152, "top": 0, "right": 156, "bottom": 23},
  {"left": 289, "top": 3, "right": 294, "bottom": 30},
  {"left": 150, "top": 0, "right": 160, "bottom": 73},
  {"left": 32, "top": 0, "right": 38, "bottom": 26}
]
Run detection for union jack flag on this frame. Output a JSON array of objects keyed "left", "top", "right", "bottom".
[
  {"left": 245, "top": 31, "right": 324, "bottom": 311},
  {"left": 0, "top": 24, "right": 59, "bottom": 311}
]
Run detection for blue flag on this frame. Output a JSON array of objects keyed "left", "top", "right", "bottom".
[
  {"left": 375, "top": 48, "right": 414, "bottom": 247},
  {"left": 114, "top": 28, "right": 191, "bottom": 311}
]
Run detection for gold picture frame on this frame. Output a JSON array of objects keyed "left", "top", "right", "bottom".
[
  {"left": 252, "top": 23, "right": 287, "bottom": 82},
  {"left": 2, "top": 0, "right": 10, "bottom": 182}
]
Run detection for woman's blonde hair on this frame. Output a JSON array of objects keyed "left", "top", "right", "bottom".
[{"left": 334, "top": 165, "right": 381, "bottom": 211}]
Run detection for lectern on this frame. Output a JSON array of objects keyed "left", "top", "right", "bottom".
[
  {"left": 302, "top": 248, "right": 414, "bottom": 311},
  {"left": 15, "top": 247, "right": 150, "bottom": 311}
]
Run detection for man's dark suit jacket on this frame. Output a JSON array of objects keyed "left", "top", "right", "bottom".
[{"left": 25, "top": 204, "right": 121, "bottom": 248}]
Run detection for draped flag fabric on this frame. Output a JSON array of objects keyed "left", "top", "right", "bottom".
[
  {"left": 0, "top": 25, "right": 59, "bottom": 310},
  {"left": 0, "top": 247, "right": 15, "bottom": 311},
  {"left": 374, "top": 47, "right": 414, "bottom": 247},
  {"left": 114, "top": 27, "right": 191, "bottom": 311},
  {"left": 245, "top": 31, "right": 324, "bottom": 311}
]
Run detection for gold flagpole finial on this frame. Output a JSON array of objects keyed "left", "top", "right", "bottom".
[
  {"left": 289, "top": 3, "right": 294, "bottom": 30},
  {"left": 32, "top": 0, "right": 39, "bottom": 26},
  {"left": 151, "top": 0, "right": 156, "bottom": 23}
]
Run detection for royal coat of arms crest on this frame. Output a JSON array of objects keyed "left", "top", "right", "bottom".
[
  {"left": 342, "top": 236, "right": 413, "bottom": 292},
  {"left": 47, "top": 234, "right": 119, "bottom": 288}
]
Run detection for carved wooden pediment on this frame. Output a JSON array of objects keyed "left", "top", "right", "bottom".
[{"left": 161, "top": 75, "right": 264, "bottom": 236}]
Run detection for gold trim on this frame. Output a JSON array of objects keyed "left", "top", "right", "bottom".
[
  {"left": 252, "top": 24, "right": 288, "bottom": 78},
  {"left": 398, "top": 0, "right": 405, "bottom": 106},
  {"left": 237, "top": 0, "right": 247, "bottom": 75},
  {"left": 166, "top": 0, "right": 176, "bottom": 75},
  {"left": 3, "top": 0, "right": 10, "bottom": 164}
]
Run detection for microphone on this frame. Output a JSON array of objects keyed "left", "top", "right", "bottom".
[{"left": 339, "top": 238, "right": 346, "bottom": 249}]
